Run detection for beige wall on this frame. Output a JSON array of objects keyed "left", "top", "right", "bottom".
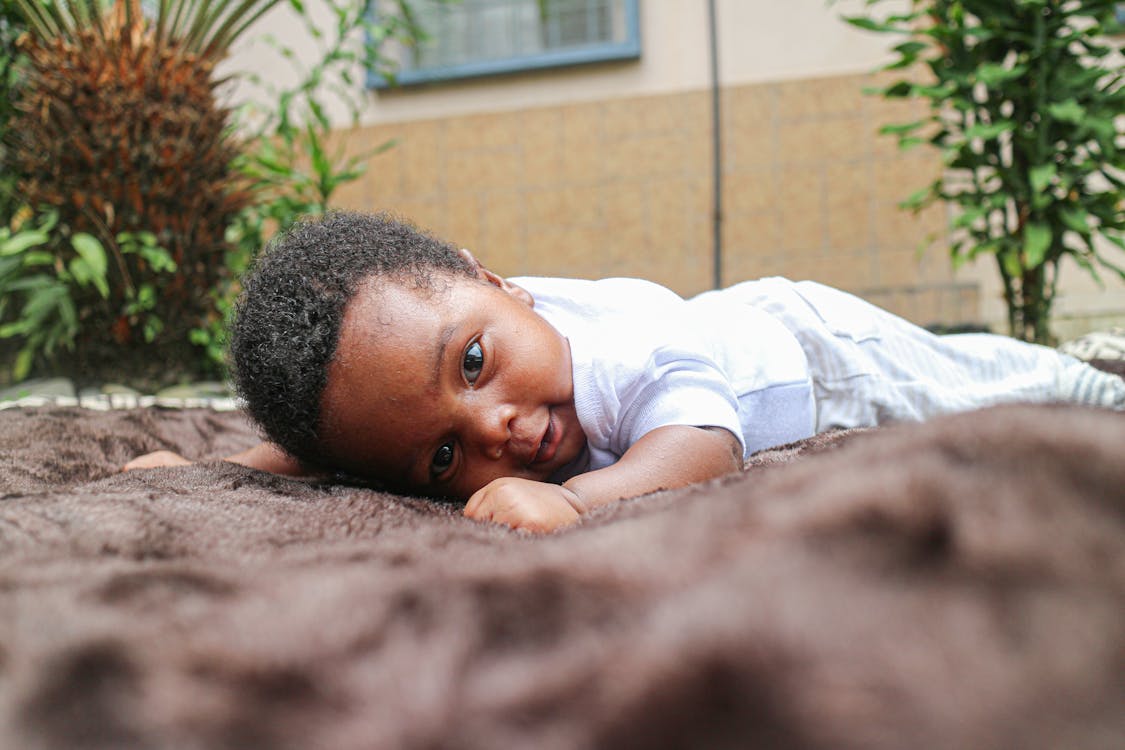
[
  {"left": 223, "top": 0, "right": 904, "bottom": 127},
  {"left": 331, "top": 70, "right": 979, "bottom": 328},
  {"left": 225, "top": 0, "right": 1125, "bottom": 337}
]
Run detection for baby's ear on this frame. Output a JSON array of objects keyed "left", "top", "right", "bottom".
[
  {"left": 458, "top": 248, "right": 534, "bottom": 308},
  {"left": 457, "top": 247, "right": 485, "bottom": 274},
  {"left": 500, "top": 278, "right": 535, "bottom": 308}
]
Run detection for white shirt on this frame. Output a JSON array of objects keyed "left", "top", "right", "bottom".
[{"left": 514, "top": 277, "right": 817, "bottom": 472}]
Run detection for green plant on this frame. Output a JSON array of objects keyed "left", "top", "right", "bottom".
[
  {"left": 0, "top": 211, "right": 176, "bottom": 378},
  {"left": 844, "top": 0, "right": 1125, "bottom": 343},
  {"left": 1, "top": 0, "right": 280, "bottom": 381},
  {"left": 188, "top": 0, "right": 433, "bottom": 369},
  {"left": 0, "top": 0, "right": 28, "bottom": 223},
  {"left": 235, "top": 0, "right": 424, "bottom": 227}
]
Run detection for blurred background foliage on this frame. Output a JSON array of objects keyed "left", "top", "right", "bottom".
[
  {"left": 847, "top": 0, "right": 1125, "bottom": 344},
  {"left": 0, "top": 0, "right": 26, "bottom": 222},
  {"left": 0, "top": 0, "right": 428, "bottom": 387}
]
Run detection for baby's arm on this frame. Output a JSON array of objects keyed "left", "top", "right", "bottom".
[
  {"left": 123, "top": 441, "right": 308, "bottom": 476},
  {"left": 463, "top": 424, "right": 742, "bottom": 533}
]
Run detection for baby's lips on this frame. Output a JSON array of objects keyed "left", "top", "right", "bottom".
[{"left": 530, "top": 412, "right": 557, "bottom": 465}]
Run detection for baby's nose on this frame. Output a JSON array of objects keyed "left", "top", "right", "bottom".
[{"left": 473, "top": 402, "right": 516, "bottom": 458}]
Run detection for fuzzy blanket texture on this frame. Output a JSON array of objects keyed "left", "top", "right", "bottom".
[{"left": 2, "top": 389, "right": 1124, "bottom": 748}]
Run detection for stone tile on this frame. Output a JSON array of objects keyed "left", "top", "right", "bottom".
[
  {"left": 724, "top": 169, "right": 777, "bottom": 216},
  {"left": 775, "top": 74, "right": 866, "bottom": 122},
  {"left": 397, "top": 120, "right": 447, "bottom": 197},
  {"left": 601, "top": 134, "right": 689, "bottom": 180},
  {"left": 444, "top": 110, "right": 524, "bottom": 152},
  {"left": 776, "top": 116, "right": 871, "bottom": 165},
  {"left": 560, "top": 102, "right": 603, "bottom": 143},
  {"left": 724, "top": 83, "right": 774, "bottom": 134},
  {"left": 445, "top": 149, "right": 522, "bottom": 192},
  {"left": 601, "top": 96, "right": 660, "bottom": 139}
]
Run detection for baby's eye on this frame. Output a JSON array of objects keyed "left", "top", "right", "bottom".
[
  {"left": 431, "top": 441, "right": 455, "bottom": 478},
  {"left": 462, "top": 340, "right": 484, "bottom": 385}
]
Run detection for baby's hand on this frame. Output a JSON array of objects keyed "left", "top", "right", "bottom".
[
  {"left": 463, "top": 477, "right": 582, "bottom": 533},
  {"left": 122, "top": 450, "right": 192, "bottom": 471}
]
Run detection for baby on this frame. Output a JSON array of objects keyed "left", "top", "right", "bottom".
[{"left": 127, "top": 211, "right": 1125, "bottom": 532}]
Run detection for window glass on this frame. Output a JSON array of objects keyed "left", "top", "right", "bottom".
[{"left": 372, "top": 0, "right": 640, "bottom": 87}]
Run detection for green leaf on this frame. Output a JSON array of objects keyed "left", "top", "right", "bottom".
[
  {"left": 69, "top": 258, "right": 110, "bottom": 298},
  {"left": 57, "top": 295, "right": 77, "bottom": 332},
  {"left": 880, "top": 81, "right": 914, "bottom": 98},
  {"left": 0, "top": 256, "right": 21, "bottom": 282},
  {"left": 952, "top": 205, "right": 987, "bottom": 230},
  {"left": 20, "top": 251, "right": 55, "bottom": 267},
  {"left": 1046, "top": 100, "right": 1085, "bottom": 124},
  {"left": 975, "top": 63, "right": 1027, "bottom": 86},
  {"left": 70, "top": 233, "right": 108, "bottom": 281},
  {"left": 3, "top": 274, "right": 56, "bottom": 293},
  {"left": 34, "top": 210, "right": 60, "bottom": 234},
  {"left": 1058, "top": 206, "right": 1090, "bottom": 235},
  {"left": 138, "top": 284, "right": 156, "bottom": 308},
  {"left": 13, "top": 348, "right": 33, "bottom": 381},
  {"left": 1001, "top": 251, "right": 1023, "bottom": 279},
  {"left": 143, "top": 317, "right": 163, "bottom": 343},
  {"left": 308, "top": 98, "right": 330, "bottom": 132},
  {"left": 1023, "top": 222, "right": 1052, "bottom": 268},
  {"left": 21, "top": 285, "right": 66, "bottom": 325},
  {"left": 1087, "top": 117, "right": 1116, "bottom": 147},
  {"left": 1091, "top": 242, "right": 1125, "bottom": 281},
  {"left": 1070, "top": 249, "right": 1101, "bottom": 284},
  {"left": 308, "top": 129, "right": 331, "bottom": 181},
  {"left": 899, "top": 185, "right": 933, "bottom": 211},
  {"left": 1029, "top": 163, "right": 1056, "bottom": 195},
  {"left": 0, "top": 321, "right": 31, "bottom": 338},
  {"left": 843, "top": 15, "right": 898, "bottom": 33},
  {"left": 118, "top": 230, "right": 160, "bottom": 246},
  {"left": 892, "top": 41, "right": 927, "bottom": 57},
  {"left": 68, "top": 258, "right": 90, "bottom": 286},
  {"left": 0, "top": 230, "right": 49, "bottom": 256},
  {"left": 1103, "top": 232, "right": 1125, "bottom": 253},
  {"left": 964, "top": 121, "right": 1016, "bottom": 141},
  {"left": 912, "top": 82, "right": 957, "bottom": 99},
  {"left": 879, "top": 121, "right": 924, "bottom": 136},
  {"left": 137, "top": 245, "right": 177, "bottom": 274}
]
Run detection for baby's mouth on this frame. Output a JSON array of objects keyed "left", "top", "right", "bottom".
[{"left": 530, "top": 411, "right": 557, "bottom": 465}]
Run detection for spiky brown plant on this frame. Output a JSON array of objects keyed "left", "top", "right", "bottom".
[{"left": 2, "top": 0, "right": 278, "bottom": 383}]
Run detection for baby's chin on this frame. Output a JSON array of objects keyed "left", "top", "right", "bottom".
[{"left": 546, "top": 444, "right": 590, "bottom": 485}]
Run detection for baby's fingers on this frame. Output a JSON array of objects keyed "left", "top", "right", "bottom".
[
  {"left": 463, "top": 486, "right": 515, "bottom": 527},
  {"left": 122, "top": 450, "right": 192, "bottom": 471},
  {"left": 463, "top": 481, "right": 579, "bottom": 533},
  {"left": 462, "top": 485, "right": 493, "bottom": 521}
]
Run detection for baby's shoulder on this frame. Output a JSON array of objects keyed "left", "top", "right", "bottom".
[{"left": 513, "top": 276, "right": 684, "bottom": 320}]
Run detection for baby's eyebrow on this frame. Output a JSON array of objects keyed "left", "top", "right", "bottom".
[{"left": 432, "top": 322, "right": 458, "bottom": 388}]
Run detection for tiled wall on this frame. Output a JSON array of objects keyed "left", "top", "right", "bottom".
[{"left": 334, "top": 71, "right": 984, "bottom": 328}]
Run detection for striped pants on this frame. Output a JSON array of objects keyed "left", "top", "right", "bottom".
[{"left": 736, "top": 278, "right": 1125, "bottom": 431}]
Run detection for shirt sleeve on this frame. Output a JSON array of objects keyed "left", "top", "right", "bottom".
[
  {"left": 546, "top": 277, "right": 747, "bottom": 468},
  {"left": 611, "top": 345, "right": 745, "bottom": 458}
]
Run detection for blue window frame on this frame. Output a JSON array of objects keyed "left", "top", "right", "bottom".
[{"left": 369, "top": 0, "right": 641, "bottom": 88}]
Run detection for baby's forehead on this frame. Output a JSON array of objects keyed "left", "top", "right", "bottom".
[
  {"left": 339, "top": 275, "right": 495, "bottom": 360},
  {"left": 356, "top": 267, "right": 477, "bottom": 296}
]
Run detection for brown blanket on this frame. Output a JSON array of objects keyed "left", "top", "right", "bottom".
[{"left": 1, "top": 403, "right": 1123, "bottom": 749}]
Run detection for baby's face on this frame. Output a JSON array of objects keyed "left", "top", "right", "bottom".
[{"left": 318, "top": 271, "right": 587, "bottom": 500}]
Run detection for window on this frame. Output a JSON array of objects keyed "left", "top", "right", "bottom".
[{"left": 370, "top": 0, "right": 641, "bottom": 88}]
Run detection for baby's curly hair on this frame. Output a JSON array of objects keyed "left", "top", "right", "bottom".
[{"left": 228, "top": 211, "right": 476, "bottom": 468}]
